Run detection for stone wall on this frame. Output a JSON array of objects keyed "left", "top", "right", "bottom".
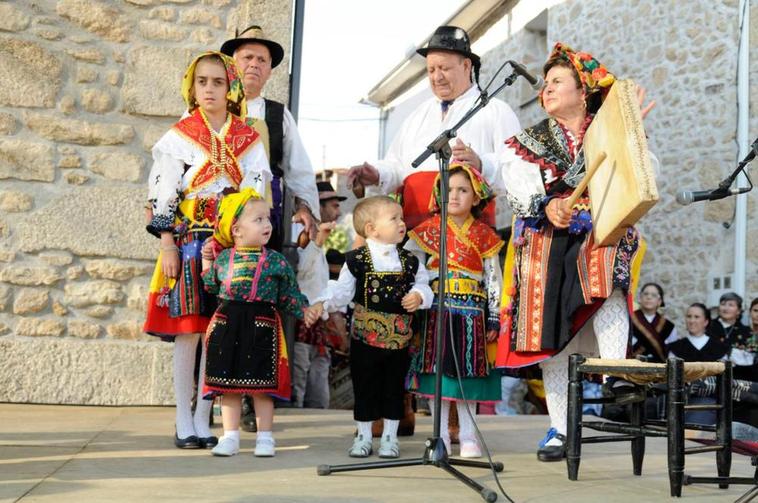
[
  {"left": 0, "top": 0, "right": 293, "bottom": 405},
  {"left": 479, "top": 0, "right": 758, "bottom": 326}
]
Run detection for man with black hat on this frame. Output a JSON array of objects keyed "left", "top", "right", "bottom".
[
  {"left": 221, "top": 25, "right": 320, "bottom": 251},
  {"left": 346, "top": 25, "right": 521, "bottom": 230},
  {"left": 291, "top": 181, "right": 347, "bottom": 408}
]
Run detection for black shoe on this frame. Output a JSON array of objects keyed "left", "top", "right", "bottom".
[
  {"left": 537, "top": 433, "right": 566, "bottom": 462},
  {"left": 603, "top": 378, "right": 646, "bottom": 405},
  {"left": 198, "top": 436, "right": 219, "bottom": 449},
  {"left": 174, "top": 433, "right": 201, "bottom": 449}
]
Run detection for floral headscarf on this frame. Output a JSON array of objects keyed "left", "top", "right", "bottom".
[
  {"left": 181, "top": 51, "right": 247, "bottom": 119},
  {"left": 429, "top": 162, "right": 494, "bottom": 213},
  {"left": 214, "top": 188, "right": 263, "bottom": 249},
  {"left": 540, "top": 42, "right": 615, "bottom": 108}
]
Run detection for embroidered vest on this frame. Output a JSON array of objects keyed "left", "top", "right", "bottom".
[{"left": 345, "top": 246, "right": 419, "bottom": 349}]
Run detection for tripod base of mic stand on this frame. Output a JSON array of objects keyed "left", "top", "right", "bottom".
[{"left": 316, "top": 437, "right": 503, "bottom": 502}]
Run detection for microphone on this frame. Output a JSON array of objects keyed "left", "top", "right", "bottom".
[
  {"left": 675, "top": 186, "right": 751, "bottom": 205},
  {"left": 508, "top": 60, "right": 543, "bottom": 90}
]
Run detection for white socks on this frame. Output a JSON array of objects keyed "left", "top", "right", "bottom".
[
  {"left": 428, "top": 398, "right": 451, "bottom": 441},
  {"left": 357, "top": 421, "right": 372, "bottom": 439},
  {"left": 173, "top": 333, "right": 200, "bottom": 439},
  {"left": 193, "top": 341, "right": 213, "bottom": 438},
  {"left": 382, "top": 419, "right": 399, "bottom": 440},
  {"left": 223, "top": 430, "right": 241, "bottom": 443},
  {"left": 456, "top": 401, "right": 477, "bottom": 443}
]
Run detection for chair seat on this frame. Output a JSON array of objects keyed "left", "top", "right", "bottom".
[{"left": 580, "top": 358, "right": 726, "bottom": 385}]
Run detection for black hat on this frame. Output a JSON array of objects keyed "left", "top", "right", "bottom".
[
  {"left": 317, "top": 181, "right": 347, "bottom": 202},
  {"left": 220, "top": 25, "right": 285, "bottom": 68},
  {"left": 417, "top": 26, "right": 480, "bottom": 66}
]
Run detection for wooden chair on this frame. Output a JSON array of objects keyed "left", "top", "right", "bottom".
[
  {"left": 566, "top": 355, "right": 732, "bottom": 497},
  {"left": 685, "top": 438, "right": 758, "bottom": 503}
]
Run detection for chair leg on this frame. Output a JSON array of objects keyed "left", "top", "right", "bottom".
[
  {"left": 716, "top": 362, "right": 733, "bottom": 489},
  {"left": 667, "top": 357, "right": 685, "bottom": 497},
  {"left": 630, "top": 395, "right": 646, "bottom": 476},
  {"left": 567, "top": 354, "right": 585, "bottom": 481}
]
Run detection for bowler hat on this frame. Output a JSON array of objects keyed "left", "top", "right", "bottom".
[{"left": 417, "top": 26, "right": 480, "bottom": 66}]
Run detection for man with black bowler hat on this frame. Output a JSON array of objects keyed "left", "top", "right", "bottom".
[{"left": 346, "top": 25, "right": 520, "bottom": 230}]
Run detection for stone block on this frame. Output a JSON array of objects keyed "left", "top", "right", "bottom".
[
  {"left": 0, "top": 337, "right": 174, "bottom": 405},
  {"left": 0, "top": 250, "right": 15, "bottom": 262},
  {"left": 39, "top": 251, "right": 74, "bottom": 266},
  {"left": 63, "top": 280, "right": 124, "bottom": 307},
  {"left": 18, "top": 186, "right": 156, "bottom": 261},
  {"left": 36, "top": 29, "right": 63, "bottom": 41},
  {"left": 58, "top": 95, "right": 76, "bottom": 114},
  {"left": 66, "top": 266, "right": 84, "bottom": 280},
  {"left": 84, "top": 259, "right": 152, "bottom": 281},
  {"left": 138, "top": 20, "right": 188, "bottom": 41},
  {"left": 75, "top": 66, "right": 98, "bottom": 83},
  {"left": 65, "top": 172, "right": 89, "bottom": 185},
  {"left": 107, "top": 320, "right": 151, "bottom": 341},
  {"left": 59, "top": 155, "right": 81, "bottom": 169},
  {"left": 121, "top": 46, "right": 194, "bottom": 117},
  {"left": 85, "top": 305, "right": 113, "bottom": 319},
  {"left": 25, "top": 112, "right": 134, "bottom": 145},
  {"left": 13, "top": 288, "right": 49, "bottom": 315},
  {"left": 126, "top": 282, "right": 149, "bottom": 311},
  {"left": 52, "top": 300, "right": 69, "bottom": 316},
  {"left": 0, "top": 284, "right": 10, "bottom": 311},
  {"left": 16, "top": 318, "right": 65, "bottom": 337},
  {"left": 0, "top": 191, "right": 33, "bottom": 212},
  {"left": 0, "top": 4, "right": 31, "bottom": 31},
  {"left": 106, "top": 71, "right": 121, "bottom": 86},
  {"left": 179, "top": 6, "right": 221, "bottom": 28},
  {"left": 0, "top": 266, "right": 62, "bottom": 286},
  {"left": 65, "top": 49, "right": 105, "bottom": 64},
  {"left": 57, "top": 0, "right": 130, "bottom": 42},
  {"left": 190, "top": 27, "right": 215, "bottom": 45},
  {"left": 149, "top": 6, "right": 176, "bottom": 20},
  {"left": 80, "top": 88, "right": 113, "bottom": 113},
  {"left": 141, "top": 124, "right": 167, "bottom": 152},
  {"left": 0, "top": 112, "right": 17, "bottom": 135},
  {"left": 89, "top": 152, "right": 144, "bottom": 182},
  {"left": 0, "top": 38, "right": 62, "bottom": 108},
  {"left": 68, "top": 320, "right": 101, "bottom": 339},
  {"left": 0, "top": 139, "right": 55, "bottom": 181}
]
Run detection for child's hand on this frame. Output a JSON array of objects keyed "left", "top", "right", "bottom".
[
  {"left": 304, "top": 302, "right": 324, "bottom": 327},
  {"left": 401, "top": 291, "right": 423, "bottom": 312},
  {"left": 486, "top": 329, "right": 498, "bottom": 343},
  {"left": 161, "top": 248, "right": 180, "bottom": 279},
  {"left": 201, "top": 238, "right": 215, "bottom": 261}
]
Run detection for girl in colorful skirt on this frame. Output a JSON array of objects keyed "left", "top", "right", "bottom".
[
  {"left": 201, "top": 189, "right": 320, "bottom": 457},
  {"left": 143, "top": 51, "right": 270, "bottom": 449},
  {"left": 405, "top": 163, "right": 504, "bottom": 458}
]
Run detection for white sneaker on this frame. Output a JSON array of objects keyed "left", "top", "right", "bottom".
[
  {"left": 254, "top": 437, "right": 276, "bottom": 457},
  {"left": 459, "top": 439, "right": 482, "bottom": 458},
  {"left": 348, "top": 434, "right": 373, "bottom": 457},
  {"left": 377, "top": 435, "right": 399, "bottom": 459},
  {"left": 211, "top": 436, "right": 240, "bottom": 457}
]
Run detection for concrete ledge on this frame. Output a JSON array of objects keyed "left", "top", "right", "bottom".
[{"left": 0, "top": 335, "right": 174, "bottom": 405}]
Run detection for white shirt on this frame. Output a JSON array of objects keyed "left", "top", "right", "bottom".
[
  {"left": 320, "top": 239, "right": 434, "bottom": 313},
  {"left": 246, "top": 97, "right": 320, "bottom": 217},
  {"left": 296, "top": 241, "right": 328, "bottom": 304},
  {"left": 374, "top": 84, "right": 521, "bottom": 194}
]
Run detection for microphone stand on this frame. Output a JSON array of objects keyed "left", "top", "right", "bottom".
[
  {"left": 318, "top": 70, "right": 525, "bottom": 503},
  {"left": 716, "top": 138, "right": 757, "bottom": 194}
]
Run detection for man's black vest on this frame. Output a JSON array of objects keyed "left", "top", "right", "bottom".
[{"left": 263, "top": 98, "right": 285, "bottom": 178}]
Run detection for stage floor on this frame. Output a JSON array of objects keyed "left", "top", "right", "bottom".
[{"left": 0, "top": 403, "right": 752, "bottom": 502}]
